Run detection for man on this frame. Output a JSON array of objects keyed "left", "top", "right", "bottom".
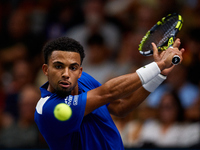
[{"left": 34, "top": 37, "right": 184, "bottom": 150}]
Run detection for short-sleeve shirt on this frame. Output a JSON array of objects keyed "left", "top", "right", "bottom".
[{"left": 34, "top": 72, "right": 124, "bottom": 150}]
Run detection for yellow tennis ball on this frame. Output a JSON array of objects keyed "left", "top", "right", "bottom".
[{"left": 54, "top": 103, "right": 72, "bottom": 121}]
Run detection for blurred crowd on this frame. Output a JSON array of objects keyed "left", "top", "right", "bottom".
[{"left": 0, "top": 0, "right": 199, "bottom": 149}]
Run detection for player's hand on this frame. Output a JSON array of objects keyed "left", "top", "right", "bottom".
[
  {"left": 152, "top": 38, "right": 185, "bottom": 73},
  {"left": 160, "top": 38, "right": 182, "bottom": 76}
]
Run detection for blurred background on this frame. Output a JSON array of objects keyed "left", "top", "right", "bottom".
[{"left": 0, "top": 0, "right": 199, "bottom": 149}]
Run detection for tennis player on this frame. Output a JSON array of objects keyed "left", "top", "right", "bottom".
[{"left": 34, "top": 37, "right": 184, "bottom": 150}]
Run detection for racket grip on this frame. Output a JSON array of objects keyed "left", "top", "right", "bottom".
[{"left": 172, "top": 55, "right": 180, "bottom": 65}]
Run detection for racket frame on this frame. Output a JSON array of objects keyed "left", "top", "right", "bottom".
[{"left": 139, "top": 13, "right": 183, "bottom": 56}]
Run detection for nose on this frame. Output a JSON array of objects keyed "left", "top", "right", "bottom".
[{"left": 62, "top": 68, "right": 70, "bottom": 79}]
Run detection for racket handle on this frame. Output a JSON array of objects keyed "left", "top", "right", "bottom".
[
  {"left": 172, "top": 55, "right": 180, "bottom": 65},
  {"left": 169, "top": 46, "right": 180, "bottom": 65}
]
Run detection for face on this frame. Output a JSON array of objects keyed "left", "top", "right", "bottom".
[
  {"left": 19, "top": 86, "right": 40, "bottom": 121},
  {"left": 159, "top": 94, "right": 178, "bottom": 124},
  {"left": 42, "top": 51, "right": 82, "bottom": 97}
]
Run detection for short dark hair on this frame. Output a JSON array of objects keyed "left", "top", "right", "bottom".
[{"left": 43, "top": 37, "right": 85, "bottom": 65}]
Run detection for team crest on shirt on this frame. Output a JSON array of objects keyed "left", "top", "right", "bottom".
[{"left": 65, "top": 95, "right": 79, "bottom": 106}]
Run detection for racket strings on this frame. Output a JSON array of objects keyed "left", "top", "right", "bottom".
[
  {"left": 153, "top": 17, "right": 178, "bottom": 46},
  {"left": 157, "top": 20, "right": 177, "bottom": 47},
  {"left": 142, "top": 16, "right": 178, "bottom": 52}
]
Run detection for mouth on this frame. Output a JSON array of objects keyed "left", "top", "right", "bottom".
[{"left": 59, "top": 81, "right": 70, "bottom": 88}]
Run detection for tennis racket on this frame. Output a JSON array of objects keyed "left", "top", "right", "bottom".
[{"left": 138, "top": 13, "right": 183, "bottom": 65}]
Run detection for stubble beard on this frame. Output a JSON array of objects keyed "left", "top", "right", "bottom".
[
  {"left": 55, "top": 85, "right": 74, "bottom": 98},
  {"left": 49, "top": 78, "right": 78, "bottom": 97}
]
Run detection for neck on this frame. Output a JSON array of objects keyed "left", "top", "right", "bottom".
[{"left": 71, "top": 84, "right": 79, "bottom": 95}]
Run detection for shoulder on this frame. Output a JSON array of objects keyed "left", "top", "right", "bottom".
[
  {"left": 35, "top": 94, "right": 87, "bottom": 133},
  {"left": 80, "top": 72, "right": 97, "bottom": 81},
  {"left": 35, "top": 96, "right": 51, "bottom": 115},
  {"left": 36, "top": 93, "right": 87, "bottom": 116},
  {"left": 78, "top": 72, "right": 101, "bottom": 89}
]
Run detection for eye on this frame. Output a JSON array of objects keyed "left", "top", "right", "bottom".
[
  {"left": 70, "top": 66, "right": 77, "bottom": 71},
  {"left": 55, "top": 65, "right": 62, "bottom": 69}
]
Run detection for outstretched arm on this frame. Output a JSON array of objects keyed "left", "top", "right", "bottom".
[
  {"left": 107, "top": 38, "right": 185, "bottom": 117},
  {"left": 85, "top": 73, "right": 142, "bottom": 116},
  {"left": 85, "top": 39, "right": 184, "bottom": 116}
]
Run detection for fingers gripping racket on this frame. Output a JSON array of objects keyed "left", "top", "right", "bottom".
[{"left": 138, "top": 13, "right": 183, "bottom": 65}]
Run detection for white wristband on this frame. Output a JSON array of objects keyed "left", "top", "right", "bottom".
[
  {"left": 143, "top": 74, "right": 167, "bottom": 92},
  {"left": 136, "top": 62, "right": 161, "bottom": 85}
]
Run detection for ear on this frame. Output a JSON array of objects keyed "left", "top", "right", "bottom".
[
  {"left": 42, "top": 64, "right": 48, "bottom": 76},
  {"left": 78, "top": 67, "right": 83, "bottom": 78}
]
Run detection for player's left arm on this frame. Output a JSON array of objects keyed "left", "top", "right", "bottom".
[
  {"left": 107, "top": 86, "right": 150, "bottom": 117},
  {"left": 108, "top": 38, "right": 185, "bottom": 117}
]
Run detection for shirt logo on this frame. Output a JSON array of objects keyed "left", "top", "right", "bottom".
[
  {"left": 73, "top": 95, "right": 79, "bottom": 106},
  {"left": 65, "top": 95, "right": 79, "bottom": 106}
]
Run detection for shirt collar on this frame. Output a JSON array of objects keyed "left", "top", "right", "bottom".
[{"left": 40, "top": 82, "right": 52, "bottom": 97}]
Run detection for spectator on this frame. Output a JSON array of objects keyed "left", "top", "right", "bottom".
[
  {"left": 0, "top": 85, "right": 42, "bottom": 148},
  {"left": 107, "top": 30, "right": 152, "bottom": 83},
  {"left": 0, "top": 63, "right": 7, "bottom": 127},
  {"left": 46, "top": 1, "right": 82, "bottom": 40},
  {"left": 185, "top": 96, "right": 200, "bottom": 122},
  {"left": 185, "top": 27, "right": 200, "bottom": 86},
  {"left": 82, "top": 33, "right": 115, "bottom": 83},
  {"left": 65, "top": 0, "right": 121, "bottom": 58},
  {"left": 120, "top": 101, "right": 157, "bottom": 148},
  {"left": 140, "top": 91, "right": 184, "bottom": 148},
  {"left": 0, "top": 8, "right": 44, "bottom": 66},
  {"left": 147, "top": 64, "right": 199, "bottom": 108},
  {"left": 4, "top": 60, "right": 34, "bottom": 120},
  {"left": 140, "top": 91, "right": 199, "bottom": 148}
]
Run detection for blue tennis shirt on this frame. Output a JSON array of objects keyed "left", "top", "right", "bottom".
[{"left": 34, "top": 72, "right": 124, "bottom": 150}]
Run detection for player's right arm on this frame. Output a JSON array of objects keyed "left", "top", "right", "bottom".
[
  {"left": 85, "top": 72, "right": 142, "bottom": 116},
  {"left": 84, "top": 41, "right": 184, "bottom": 116}
]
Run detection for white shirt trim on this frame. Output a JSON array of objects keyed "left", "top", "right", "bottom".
[{"left": 36, "top": 96, "right": 50, "bottom": 115}]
